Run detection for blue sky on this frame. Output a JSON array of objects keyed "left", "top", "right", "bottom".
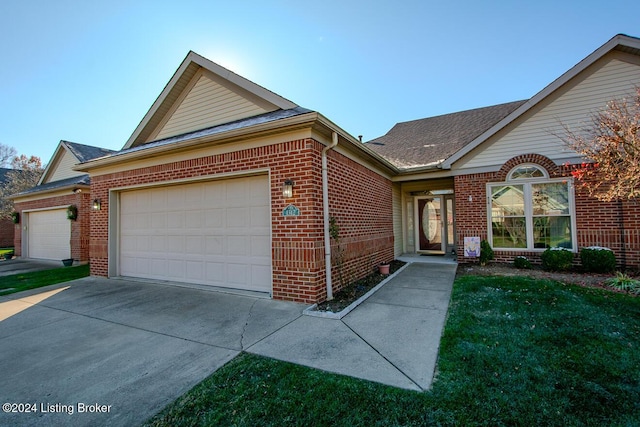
[{"left": 1, "top": 0, "right": 639, "bottom": 164}]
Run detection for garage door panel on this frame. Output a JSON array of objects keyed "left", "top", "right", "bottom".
[
  {"left": 28, "top": 209, "right": 70, "bottom": 260},
  {"left": 227, "top": 236, "right": 248, "bottom": 256},
  {"left": 226, "top": 208, "right": 248, "bottom": 227},
  {"left": 227, "top": 263, "right": 248, "bottom": 286},
  {"left": 251, "top": 236, "right": 270, "bottom": 256},
  {"left": 252, "top": 265, "right": 272, "bottom": 287},
  {"left": 206, "top": 236, "right": 224, "bottom": 255},
  {"left": 120, "top": 176, "right": 271, "bottom": 293},
  {"left": 185, "top": 236, "right": 204, "bottom": 254},
  {"left": 151, "top": 213, "right": 166, "bottom": 229}
]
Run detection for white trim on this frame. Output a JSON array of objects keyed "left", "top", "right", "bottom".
[
  {"left": 108, "top": 168, "right": 270, "bottom": 193},
  {"left": 22, "top": 205, "right": 71, "bottom": 214},
  {"left": 486, "top": 177, "right": 577, "bottom": 252},
  {"left": 507, "top": 163, "right": 549, "bottom": 180},
  {"left": 442, "top": 34, "right": 640, "bottom": 169}
]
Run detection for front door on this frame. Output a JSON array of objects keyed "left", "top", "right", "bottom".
[{"left": 415, "top": 195, "right": 455, "bottom": 254}]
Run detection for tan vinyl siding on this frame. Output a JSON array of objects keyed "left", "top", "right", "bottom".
[
  {"left": 392, "top": 183, "right": 403, "bottom": 257},
  {"left": 154, "top": 72, "right": 274, "bottom": 140},
  {"left": 458, "top": 56, "right": 640, "bottom": 170},
  {"left": 45, "top": 150, "right": 82, "bottom": 183}
]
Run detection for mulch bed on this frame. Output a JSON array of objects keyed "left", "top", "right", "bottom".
[
  {"left": 456, "top": 262, "right": 639, "bottom": 295},
  {"left": 315, "top": 260, "right": 638, "bottom": 314},
  {"left": 315, "top": 260, "right": 406, "bottom": 313}
]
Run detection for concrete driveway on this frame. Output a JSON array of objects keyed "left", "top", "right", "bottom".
[{"left": 0, "top": 277, "right": 304, "bottom": 426}]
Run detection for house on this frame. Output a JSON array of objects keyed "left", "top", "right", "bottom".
[
  {"left": 366, "top": 33, "right": 640, "bottom": 271},
  {"left": 0, "top": 168, "right": 14, "bottom": 248},
  {"left": 15, "top": 34, "right": 640, "bottom": 303},
  {"left": 11, "top": 141, "right": 114, "bottom": 262}
]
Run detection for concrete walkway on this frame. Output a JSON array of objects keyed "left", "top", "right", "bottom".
[
  {"left": 0, "top": 260, "right": 455, "bottom": 425},
  {"left": 247, "top": 262, "right": 456, "bottom": 391}
]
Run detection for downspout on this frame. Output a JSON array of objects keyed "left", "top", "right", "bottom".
[
  {"left": 322, "top": 132, "right": 338, "bottom": 300},
  {"left": 618, "top": 199, "right": 627, "bottom": 270}
]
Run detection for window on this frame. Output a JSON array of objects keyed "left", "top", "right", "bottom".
[{"left": 488, "top": 165, "right": 575, "bottom": 251}]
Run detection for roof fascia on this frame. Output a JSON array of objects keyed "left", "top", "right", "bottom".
[
  {"left": 77, "top": 111, "right": 400, "bottom": 177},
  {"left": 123, "top": 51, "right": 298, "bottom": 150},
  {"left": 77, "top": 111, "right": 321, "bottom": 172},
  {"left": 441, "top": 34, "right": 640, "bottom": 169},
  {"left": 10, "top": 181, "right": 89, "bottom": 202}
]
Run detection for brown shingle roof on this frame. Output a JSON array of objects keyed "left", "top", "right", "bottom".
[{"left": 366, "top": 100, "right": 527, "bottom": 169}]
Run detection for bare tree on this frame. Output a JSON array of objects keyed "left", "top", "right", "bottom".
[
  {"left": 562, "top": 87, "right": 640, "bottom": 201},
  {"left": 0, "top": 154, "right": 44, "bottom": 219},
  {"left": 0, "top": 143, "right": 17, "bottom": 167}
]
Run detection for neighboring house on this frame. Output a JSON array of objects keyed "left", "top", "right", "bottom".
[
  {"left": 40, "top": 33, "right": 640, "bottom": 303},
  {"left": 0, "top": 168, "right": 14, "bottom": 247},
  {"left": 11, "top": 141, "right": 114, "bottom": 262}
]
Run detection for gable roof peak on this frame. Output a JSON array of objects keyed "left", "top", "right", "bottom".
[{"left": 123, "top": 51, "right": 298, "bottom": 149}]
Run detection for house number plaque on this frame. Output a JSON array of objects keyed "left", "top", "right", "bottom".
[{"left": 282, "top": 204, "right": 300, "bottom": 217}]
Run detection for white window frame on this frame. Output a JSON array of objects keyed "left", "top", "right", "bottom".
[{"left": 487, "top": 166, "right": 577, "bottom": 252}]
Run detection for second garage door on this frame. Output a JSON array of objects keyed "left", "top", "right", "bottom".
[
  {"left": 119, "top": 175, "right": 272, "bottom": 293},
  {"left": 28, "top": 209, "right": 71, "bottom": 260}
]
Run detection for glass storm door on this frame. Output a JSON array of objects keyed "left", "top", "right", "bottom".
[
  {"left": 417, "top": 197, "right": 443, "bottom": 252},
  {"left": 415, "top": 195, "right": 456, "bottom": 254}
]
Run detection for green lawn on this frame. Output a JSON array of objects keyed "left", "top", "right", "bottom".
[
  {"left": 0, "top": 264, "right": 90, "bottom": 296},
  {"left": 145, "top": 275, "right": 640, "bottom": 427}
]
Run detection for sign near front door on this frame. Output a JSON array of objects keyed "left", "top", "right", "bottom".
[
  {"left": 464, "top": 236, "right": 480, "bottom": 257},
  {"left": 282, "top": 204, "right": 300, "bottom": 217}
]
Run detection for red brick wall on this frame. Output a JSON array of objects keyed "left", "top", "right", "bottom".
[
  {"left": 13, "top": 192, "right": 91, "bottom": 262},
  {"left": 454, "top": 154, "right": 640, "bottom": 270},
  {"left": 89, "top": 138, "right": 393, "bottom": 303},
  {"left": 326, "top": 148, "right": 394, "bottom": 299},
  {"left": 0, "top": 218, "right": 14, "bottom": 248}
]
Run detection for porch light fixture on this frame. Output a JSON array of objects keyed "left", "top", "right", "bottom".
[
  {"left": 283, "top": 179, "right": 294, "bottom": 198},
  {"left": 72, "top": 188, "right": 82, "bottom": 194},
  {"left": 92, "top": 199, "right": 101, "bottom": 211}
]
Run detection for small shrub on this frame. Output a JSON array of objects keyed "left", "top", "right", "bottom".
[
  {"left": 479, "top": 240, "right": 494, "bottom": 265},
  {"left": 605, "top": 272, "right": 640, "bottom": 295},
  {"left": 513, "top": 256, "right": 532, "bottom": 269},
  {"left": 580, "top": 246, "right": 616, "bottom": 273},
  {"left": 541, "top": 247, "right": 574, "bottom": 271}
]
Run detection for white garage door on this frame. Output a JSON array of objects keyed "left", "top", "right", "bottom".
[
  {"left": 119, "top": 175, "right": 272, "bottom": 293},
  {"left": 28, "top": 209, "right": 71, "bottom": 260}
]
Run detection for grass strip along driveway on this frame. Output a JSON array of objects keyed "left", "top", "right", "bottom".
[
  {"left": 0, "top": 264, "right": 90, "bottom": 296},
  {"left": 145, "top": 275, "right": 640, "bottom": 426}
]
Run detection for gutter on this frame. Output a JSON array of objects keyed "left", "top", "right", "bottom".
[
  {"left": 74, "top": 111, "right": 321, "bottom": 172},
  {"left": 322, "top": 132, "right": 338, "bottom": 300}
]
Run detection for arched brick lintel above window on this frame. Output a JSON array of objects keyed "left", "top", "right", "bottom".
[{"left": 497, "top": 154, "right": 562, "bottom": 181}]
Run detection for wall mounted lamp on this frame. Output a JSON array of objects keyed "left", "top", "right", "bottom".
[
  {"left": 72, "top": 188, "right": 82, "bottom": 194},
  {"left": 283, "top": 179, "right": 294, "bottom": 198},
  {"left": 92, "top": 199, "right": 101, "bottom": 211}
]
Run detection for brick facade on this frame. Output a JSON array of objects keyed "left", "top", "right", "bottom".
[
  {"left": 89, "top": 138, "right": 394, "bottom": 303},
  {"left": 13, "top": 192, "right": 92, "bottom": 262},
  {"left": 454, "top": 153, "right": 640, "bottom": 269},
  {"left": 0, "top": 218, "right": 14, "bottom": 248},
  {"left": 326, "top": 148, "right": 394, "bottom": 300}
]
